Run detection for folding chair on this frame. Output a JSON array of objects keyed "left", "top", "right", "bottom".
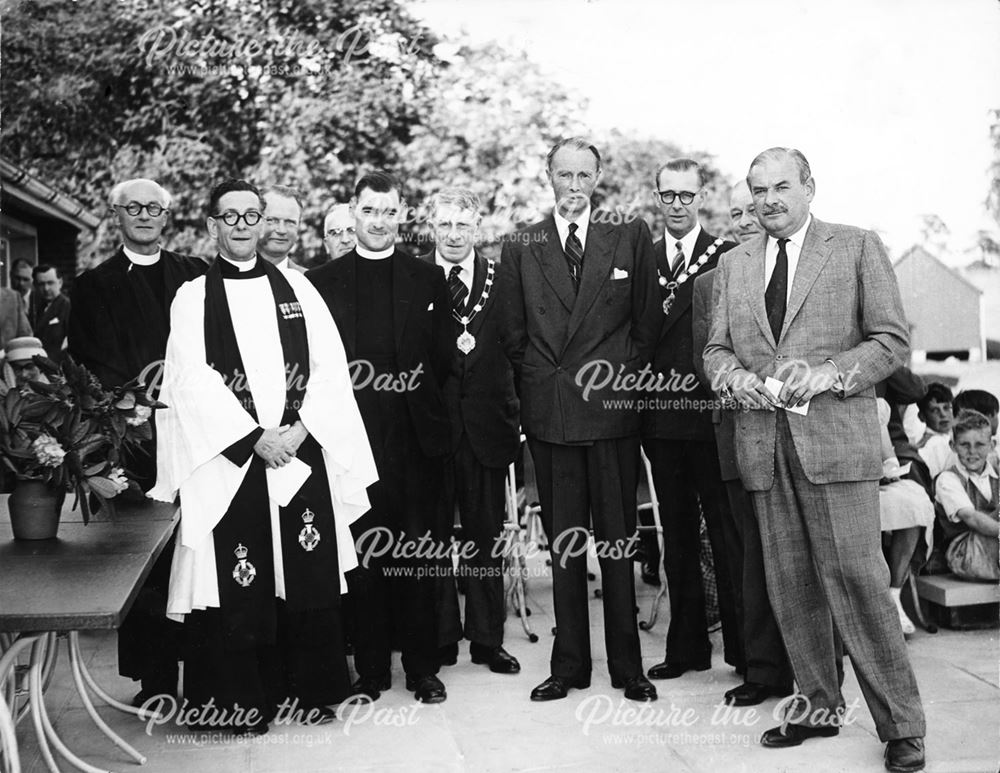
[
  {"left": 636, "top": 448, "right": 667, "bottom": 631},
  {"left": 502, "top": 435, "right": 542, "bottom": 643}
]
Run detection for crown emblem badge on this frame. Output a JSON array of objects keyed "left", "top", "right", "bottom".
[
  {"left": 298, "top": 508, "right": 321, "bottom": 552},
  {"left": 232, "top": 543, "right": 257, "bottom": 587}
]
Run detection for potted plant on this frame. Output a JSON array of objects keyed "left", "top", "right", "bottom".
[{"left": 0, "top": 352, "right": 162, "bottom": 539}]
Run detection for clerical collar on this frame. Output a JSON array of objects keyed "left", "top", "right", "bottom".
[
  {"left": 357, "top": 245, "right": 394, "bottom": 260},
  {"left": 123, "top": 246, "right": 161, "bottom": 266},
  {"left": 217, "top": 253, "right": 264, "bottom": 278}
]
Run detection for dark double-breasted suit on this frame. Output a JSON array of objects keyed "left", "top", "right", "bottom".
[
  {"left": 704, "top": 217, "right": 925, "bottom": 741},
  {"left": 308, "top": 248, "right": 454, "bottom": 679},
  {"left": 68, "top": 246, "right": 206, "bottom": 698},
  {"left": 30, "top": 292, "right": 70, "bottom": 362},
  {"left": 423, "top": 251, "right": 520, "bottom": 652},
  {"left": 639, "top": 228, "right": 742, "bottom": 673},
  {"left": 498, "top": 212, "right": 661, "bottom": 682}
]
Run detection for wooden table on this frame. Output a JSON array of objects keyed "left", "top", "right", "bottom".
[{"left": 0, "top": 496, "right": 178, "bottom": 773}]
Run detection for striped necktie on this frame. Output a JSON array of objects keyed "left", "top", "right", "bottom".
[
  {"left": 565, "top": 222, "right": 583, "bottom": 291},
  {"left": 670, "top": 240, "right": 685, "bottom": 278},
  {"left": 448, "top": 264, "right": 468, "bottom": 314}
]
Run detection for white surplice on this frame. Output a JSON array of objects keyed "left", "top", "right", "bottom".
[{"left": 148, "top": 265, "right": 377, "bottom": 621}]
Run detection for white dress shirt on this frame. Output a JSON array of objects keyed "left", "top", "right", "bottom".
[
  {"left": 554, "top": 204, "right": 591, "bottom": 254},
  {"left": 435, "top": 250, "right": 475, "bottom": 296},
  {"left": 765, "top": 214, "right": 812, "bottom": 303},
  {"left": 935, "top": 459, "right": 999, "bottom": 521},
  {"left": 664, "top": 224, "right": 703, "bottom": 273}
]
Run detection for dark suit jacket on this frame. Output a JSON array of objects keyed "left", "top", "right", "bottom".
[
  {"left": 421, "top": 251, "right": 520, "bottom": 468},
  {"left": 68, "top": 248, "right": 207, "bottom": 388},
  {"left": 641, "top": 228, "right": 736, "bottom": 441},
  {"left": 691, "top": 267, "right": 739, "bottom": 481},
  {"left": 704, "top": 218, "right": 909, "bottom": 490},
  {"left": 0, "top": 288, "right": 31, "bottom": 348},
  {"left": 497, "top": 213, "right": 661, "bottom": 444},
  {"left": 29, "top": 292, "right": 70, "bottom": 361},
  {"left": 307, "top": 249, "right": 454, "bottom": 458}
]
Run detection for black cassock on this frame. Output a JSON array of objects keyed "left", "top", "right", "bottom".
[{"left": 68, "top": 248, "right": 206, "bottom": 699}]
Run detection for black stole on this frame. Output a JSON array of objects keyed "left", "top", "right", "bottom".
[{"left": 202, "top": 257, "right": 338, "bottom": 648}]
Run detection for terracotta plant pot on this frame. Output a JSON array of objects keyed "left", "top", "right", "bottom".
[{"left": 9, "top": 480, "right": 65, "bottom": 540}]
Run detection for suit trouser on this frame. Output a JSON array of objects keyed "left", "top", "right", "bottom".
[
  {"left": 437, "top": 434, "right": 509, "bottom": 649},
  {"left": 753, "top": 412, "right": 925, "bottom": 741},
  {"left": 723, "top": 479, "right": 794, "bottom": 690},
  {"left": 528, "top": 437, "right": 643, "bottom": 682},
  {"left": 642, "top": 438, "right": 742, "bottom": 669}
]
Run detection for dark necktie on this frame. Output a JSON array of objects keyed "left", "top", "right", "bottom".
[
  {"left": 670, "top": 240, "right": 685, "bottom": 278},
  {"left": 448, "top": 264, "right": 468, "bottom": 314},
  {"left": 765, "top": 238, "right": 789, "bottom": 342},
  {"left": 565, "top": 223, "right": 583, "bottom": 291}
]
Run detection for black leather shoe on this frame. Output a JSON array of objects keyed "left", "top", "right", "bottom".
[
  {"left": 530, "top": 675, "right": 590, "bottom": 701},
  {"left": 470, "top": 644, "right": 521, "bottom": 674},
  {"left": 760, "top": 723, "right": 840, "bottom": 748},
  {"left": 884, "top": 737, "right": 925, "bottom": 772},
  {"left": 438, "top": 642, "right": 459, "bottom": 666},
  {"left": 724, "top": 681, "right": 791, "bottom": 707},
  {"left": 647, "top": 659, "right": 711, "bottom": 680},
  {"left": 610, "top": 675, "right": 657, "bottom": 702},
  {"left": 405, "top": 674, "right": 447, "bottom": 704},
  {"left": 640, "top": 561, "right": 661, "bottom": 587},
  {"left": 351, "top": 674, "right": 391, "bottom": 701}
]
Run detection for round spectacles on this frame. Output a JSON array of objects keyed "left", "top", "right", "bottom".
[
  {"left": 212, "top": 210, "right": 263, "bottom": 227},
  {"left": 656, "top": 190, "right": 697, "bottom": 206},
  {"left": 115, "top": 202, "right": 167, "bottom": 217}
]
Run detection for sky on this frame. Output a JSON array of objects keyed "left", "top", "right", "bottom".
[{"left": 410, "top": 0, "right": 1000, "bottom": 264}]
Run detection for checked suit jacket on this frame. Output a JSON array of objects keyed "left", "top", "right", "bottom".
[
  {"left": 703, "top": 217, "right": 909, "bottom": 491},
  {"left": 496, "top": 213, "right": 662, "bottom": 445}
]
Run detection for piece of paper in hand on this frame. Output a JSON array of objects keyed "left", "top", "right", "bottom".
[
  {"left": 266, "top": 457, "right": 312, "bottom": 506},
  {"left": 764, "top": 377, "right": 810, "bottom": 416}
]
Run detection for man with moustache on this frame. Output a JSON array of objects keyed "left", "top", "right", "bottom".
[
  {"left": 259, "top": 185, "right": 308, "bottom": 273},
  {"left": 323, "top": 203, "right": 357, "bottom": 261},
  {"left": 704, "top": 148, "right": 925, "bottom": 772},
  {"left": 423, "top": 188, "right": 521, "bottom": 676},
  {"left": 497, "top": 137, "right": 660, "bottom": 703},
  {"left": 151, "top": 178, "right": 375, "bottom": 733},
  {"left": 691, "top": 180, "right": 793, "bottom": 706},
  {"left": 29, "top": 265, "right": 70, "bottom": 361},
  {"left": 308, "top": 171, "right": 454, "bottom": 704},
  {"left": 640, "top": 158, "right": 741, "bottom": 682},
  {"left": 69, "top": 177, "right": 207, "bottom": 705}
]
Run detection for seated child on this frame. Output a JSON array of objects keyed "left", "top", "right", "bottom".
[
  {"left": 916, "top": 382, "right": 954, "bottom": 448},
  {"left": 921, "top": 388, "right": 998, "bottom": 479},
  {"left": 934, "top": 409, "right": 999, "bottom": 582},
  {"left": 877, "top": 398, "right": 935, "bottom": 634}
]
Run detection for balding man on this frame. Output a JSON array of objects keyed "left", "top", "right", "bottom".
[
  {"left": 704, "top": 148, "right": 925, "bottom": 771},
  {"left": 323, "top": 203, "right": 357, "bottom": 261},
  {"left": 260, "top": 185, "right": 308, "bottom": 273},
  {"left": 691, "top": 180, "right": 793, "bottom": 708},
  {"left": 69, "top": 177, "right": 206, "bottom": 706}
]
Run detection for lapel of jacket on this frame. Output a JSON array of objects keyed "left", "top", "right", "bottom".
[
  {"left": 338, "top": 252, "right": 359, "bottom": 358},
  {"left": 739, "top": 235, "right": 774, "bottom": 347},
  {"left": 392, "top": 249, "right": 413, "bottom": 353},
  {"left": 529, "top": 217, "right": 575, "bottom": 314},
  {"left": 660, "top": 228, "right": 717, "bottom": 337},
  {"left": 781, "top": 218, "right": 833, "bottom": 338},
  {"left": 566, "top": 218, "right": 616, "bottom": 347},
  {"left": 467, "top": 252, "right": 489, "bottom": 335}
]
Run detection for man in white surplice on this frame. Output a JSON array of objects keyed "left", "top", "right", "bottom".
[{"left": 149, "top": 179, "right": 376, "bottom": 733}]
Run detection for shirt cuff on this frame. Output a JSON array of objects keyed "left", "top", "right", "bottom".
[{"left": 222, "top": 427, "right": 264, "bottom": 466}]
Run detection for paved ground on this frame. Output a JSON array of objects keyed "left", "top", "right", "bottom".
[{"left": 8, "top": 557, "right": 999, "bottom": 773}]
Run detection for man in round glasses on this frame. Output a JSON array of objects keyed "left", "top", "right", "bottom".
[
  {"left": 152, "top": 178, "right": 376, "bottom": 734},
  {"left": 259, "top": 185, "right": 308, "bottom": 273},
  {"left": 68, "top": 177, "right": 207, "bottom": 708},
  {"left": 323, "top": 203, "right": 357, "bottom": 261},
  {"left": 640, "top": 158, "right": 741, "bottom": 685}
]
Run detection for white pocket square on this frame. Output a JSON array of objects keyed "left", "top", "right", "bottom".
[
  {"left": 427, "top": 302, "right": 434, "bottom": 311},
  {"left": 612, "top": 268, "right": 629, "bottom": 280},
  {"left": 49, "top": 318, "right": 60, "bottom": 325}
]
